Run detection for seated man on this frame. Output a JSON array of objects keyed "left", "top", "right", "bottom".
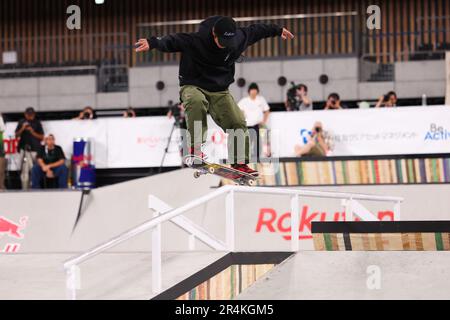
[{"left": 31, "top": 134, "right": 68, "bottom": 189}]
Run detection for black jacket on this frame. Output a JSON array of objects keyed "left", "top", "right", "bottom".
[{"left": 148, "top": 16, "right": 282, "bottom": 92}]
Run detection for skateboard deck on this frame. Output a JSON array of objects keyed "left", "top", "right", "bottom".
[{"left": 183, "top": 156, "right": 259, "bottom": 186}]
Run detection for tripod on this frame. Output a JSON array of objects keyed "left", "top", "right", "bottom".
[{"left": 157, "top": 116, "right": 183, "bottom": 174}]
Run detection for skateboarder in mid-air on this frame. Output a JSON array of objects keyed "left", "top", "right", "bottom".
[{"left": 136, "top": 16, "right": 294, "bottom": 176}]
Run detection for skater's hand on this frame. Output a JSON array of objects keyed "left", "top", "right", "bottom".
[
  {"left": 135, "top": 39, "right": 150, "bottom": 52},
  {"left": 280, "top": 28, "right": 294, "bottom": 40}
]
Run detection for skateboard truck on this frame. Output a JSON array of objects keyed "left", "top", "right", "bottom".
[{"left": 184, "top": 156, "right": 258, "bottom": 186}]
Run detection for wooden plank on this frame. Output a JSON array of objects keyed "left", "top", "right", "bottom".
[
  {"left": 331, "top": 1, "right": 337, "bottom": 55},
  {"left": 437, "top": 0, "right": 444, "bottom": 44},
  {"left": 424, "top": 0, "right": 429, "bottom": 45},
  {"left": 430, "top": 0, "right": 436, "bottom": 48},
  {"left": 446, "top": 0, "right": 450, "bottom": 43},
  {"left": 322, "top": 0, "right": 327, "bottom": 54},
  {"left": 0, "top": 1, "right": 3, "bottom": 54},
  {"left": 130, "top": 0, "right": 137, "bottom": 66}
]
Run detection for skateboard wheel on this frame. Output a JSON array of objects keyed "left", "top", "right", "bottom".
[
  {"left": 247, "top": 179, "right": 256, "bottom": 186},
  {"left": 208, "top": 167, "right": 215, "bottom": 174},
  {"left": 184, "top": 157, "right": 193, "bottom": 167},
  {"left": 193, "top": 171, "right": 201, "bottom": 179}
]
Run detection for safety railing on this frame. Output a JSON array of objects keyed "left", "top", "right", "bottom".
[
  {"left": 0, "top": 32, "right": 131, "bottom": 68},
  {"left": 63, "top": 184, "right": 403, "bottom": 300}
]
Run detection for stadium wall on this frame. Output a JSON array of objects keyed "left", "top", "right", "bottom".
[{"left": 0, "top": 58, "right": 445, "bottom": 112}]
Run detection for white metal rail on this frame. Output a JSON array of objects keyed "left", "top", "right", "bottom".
[{"left": 63, "top": 185, "right": 403, "bottom": 300}]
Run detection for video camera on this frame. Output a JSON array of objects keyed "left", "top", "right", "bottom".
[
  {"left": 286, "top": 82, "right": 301, "bottom": 111},
  {"left": 168, "top": 100, "right": 184, "bottom": 126}
]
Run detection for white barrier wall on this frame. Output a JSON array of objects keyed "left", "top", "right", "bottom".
[
  {"left": 0, "top": 169, "right": 449, "bottom": 253},
  {"left": 270, "top": 105, "right": 450, "bottom": 157},
  {"left": 3, "top": 105, "right": 450, "bottom": 168},
  {"left": 0, "top": 169, "right": 220, "bottom": 253}
]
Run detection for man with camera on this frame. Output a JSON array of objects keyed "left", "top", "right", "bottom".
[
  {"left": 73, "top": 106, "right": 96, "bottom": 120},
  {"left": 324, "top": 93, "right": 345, "bottom": 110},
  {"left": 285, "top": 83, "right": 313, "bottom": 111},
  {"left": 123, "top": 107, "right": 137, "bottom": 118},
  {"left": 15, "top": 107, "right": 44, "bottom": 190},
  {"left": 375, "top": 91, "right": 398, "bottom": 108},
  {"left": 294, "top": 121, "right": 330, "bottom": 157}
]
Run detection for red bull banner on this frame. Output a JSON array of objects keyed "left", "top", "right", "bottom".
[{"left": 0, "top": 216, "right": 28, "bottom": 253}]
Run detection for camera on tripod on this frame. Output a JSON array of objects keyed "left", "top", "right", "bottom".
[
  {"left": 167, "top": 100, "right": 184, "bottom": 126},
  {"left": 159, "top": 100, "right": 187, "bottom": 172},
  {"left": 286, "top": 82, "right": 299, "bottom": 109}
]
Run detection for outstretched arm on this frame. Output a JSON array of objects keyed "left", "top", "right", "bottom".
[
  {"left": 135, "top": 33, "right": 193, "bottom": 53},
  {"left": 241, "top": 23, "right": 294, "bottom": 47}
]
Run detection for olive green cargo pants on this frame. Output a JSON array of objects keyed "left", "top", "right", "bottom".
[{"left": 180, "top": 85, "right": 250, "bottom": 164}]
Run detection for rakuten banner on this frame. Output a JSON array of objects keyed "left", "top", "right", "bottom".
[
  {"left": 223, "top": 192, "right": 396, "bottom": 251},
  {"left": 270, "top": 105, "right": 450, "bottom": 157}
]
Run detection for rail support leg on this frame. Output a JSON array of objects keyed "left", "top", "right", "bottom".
[
  {"left": 290, "top": 195, "right": 300, "bottom": 252},
  {"left": 152, "top": 211, "right": 162, "bottom": 294},
  {"left": 65, "top": 265, "right": 79, "bottom": 300},
  {"left": 225, "top": 190, "right": 235, "bottom": 251}
]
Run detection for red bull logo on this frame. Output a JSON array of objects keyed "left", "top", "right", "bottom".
[
  {"left": 255, "top": 206, "right": 394, "bottom": 240},
  {"left": 0, "top": 216, "right": 28, "bottom": 253}
]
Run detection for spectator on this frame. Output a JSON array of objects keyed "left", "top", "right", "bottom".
[
  {"left": 15, "top": 107, "right": 44, "bottom": 190},
  {"left": 0, "top": 113, "right": 5, "bottom": 191},
  {"left": 31, "top": 134, "right": 68, "bottom": 189},
  {"left": 238, "top": 82, "right": 270, "bottom": 162},
  {"left": 123, "top": 107, "right": 137, "bottom": 118},
  {"left": 294, "top": 121, "right": 330, "bottom": 157},
  {"left": 73, "top": 106, "right": 96, "bottom": 120},
  {"left": 324, "top": 93, "right": 345, "bottom": 110},
  {"left": 285, "top": 84, "right": 313, "bottom": 111},
  {"left": 375, "top": 91, "right": 398, "bottom": 108}
]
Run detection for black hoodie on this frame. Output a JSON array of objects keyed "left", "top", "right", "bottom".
[{"left": 148, "top": 16, "right": 282, "bottom": 92}]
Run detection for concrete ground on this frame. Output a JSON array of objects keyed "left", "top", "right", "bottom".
[
  {"left": 0, "top": 251, "right": 227, "bottom": 300},
  {"left": 3, "top": 250, "right": 450, "bottom": 300},
  {"left": 238, "top": 251, "right": 450, "bottom": 300}
]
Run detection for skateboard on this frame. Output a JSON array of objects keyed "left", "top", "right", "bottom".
[{"left": 183, "top": 156, "right": 259, "bottom": 186}]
